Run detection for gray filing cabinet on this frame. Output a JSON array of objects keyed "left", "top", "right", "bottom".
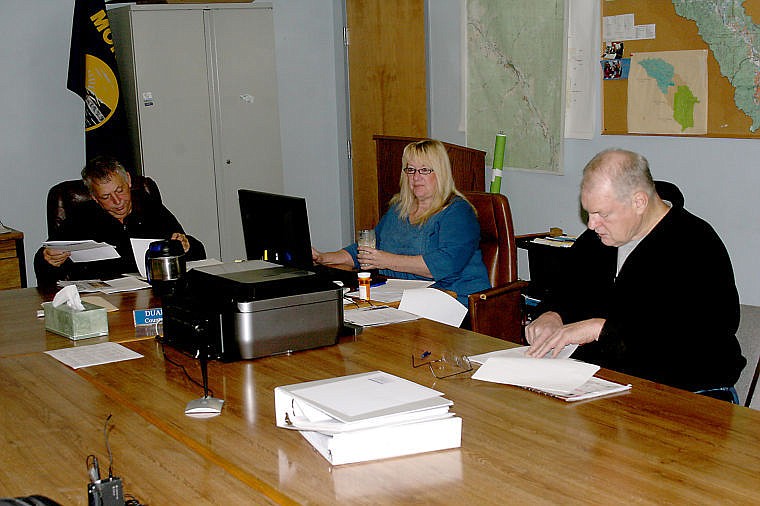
[{"left": 110, "top": 3, "right": 283, "bottom": 261}]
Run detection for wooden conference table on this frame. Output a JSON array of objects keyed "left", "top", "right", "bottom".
[{"left": 1, "top": 287, "right": 760, "bottom": 504}]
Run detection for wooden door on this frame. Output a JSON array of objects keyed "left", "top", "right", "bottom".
[{"left": 346, "top": 0, "right": 427, "bottom": 231}]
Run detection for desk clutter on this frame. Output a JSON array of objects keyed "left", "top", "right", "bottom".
[{"left": 4, "top": 285, "right": 760, "bottom": 503}]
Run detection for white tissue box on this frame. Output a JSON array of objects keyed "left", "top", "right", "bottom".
[{"left": 42, "top": 301, "right": 109, "bottom": 340}]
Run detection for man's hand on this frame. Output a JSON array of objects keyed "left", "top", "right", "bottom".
[
  {"left": 526, "top": 313, "right": 605, "bottom": 358},
  {"left": 42, "top": 248, "right": 71, "bottom": 268},
  {"left": 171, "top": 233, "right": 190, "bottom": 253},
  {"left": 525, "top": 311, "right": 564, "bottom": 346}
]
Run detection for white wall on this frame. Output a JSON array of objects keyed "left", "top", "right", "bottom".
[
  {"left": 4, "top": 1, "right": 759, "bottom": 308},
  {"left": 0, "top": 1, "right": 350, "bottom": 286},
  {"left": 0, "top": 1, "right": 87, "bottom": 285},
  {"left": 428, "top": 0, "right": 760, "bottom": 307}
]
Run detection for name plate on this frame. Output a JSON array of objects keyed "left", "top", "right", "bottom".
[{"left": 133, "top": 308, "right": 163, "bottom": 326}]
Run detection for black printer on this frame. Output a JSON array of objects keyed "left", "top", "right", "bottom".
[{"left": 161, "top": 260, "right": 344, "bottom": 361}]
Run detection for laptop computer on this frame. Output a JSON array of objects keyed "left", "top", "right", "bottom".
[{"left": 238, "top": 189, "right": 377, "bottom": 289}]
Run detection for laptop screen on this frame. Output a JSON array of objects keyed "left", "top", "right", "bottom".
[{"left": 238, "top": 189, "right": 314, "bottom": 270}]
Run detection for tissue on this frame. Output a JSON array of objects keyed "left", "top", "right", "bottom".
[
  {"left": 52, "top": 284, "right": 86, "bottom": 311},
  {"left": 43, "top": 285, "right": 108, "bottom": 340}
]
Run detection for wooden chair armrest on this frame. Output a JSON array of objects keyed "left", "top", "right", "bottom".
[
  {"left": 467, "top": 280, "right": 529, "bottom": 344},
  {"left": 470, "top": 280, "right": 529, "bottom": 301}
]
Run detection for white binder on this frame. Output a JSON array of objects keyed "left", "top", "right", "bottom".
[{"left": 274, "top": 371, "right": 462, "bottom": 465}]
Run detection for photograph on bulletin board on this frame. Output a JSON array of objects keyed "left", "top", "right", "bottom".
[{"left": 601, "top": 0, "right": 760, "bottom": 138}]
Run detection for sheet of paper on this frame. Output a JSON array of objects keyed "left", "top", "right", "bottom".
[
  {"left": 471, "top": 356, "right": 599, "bottom": 394},
  {"left": 398, "top": 287, "right": 467, "bottom": 327},
  {"left": 344, "top": 306, "right": 419, "bottom": 327},
  {"left": 469, "top": 344, "right": 578, "bottom": 364},
  {"left": 542, "top": 377, "right": 632, "bottom": 402},
  {"left": 130, "top": 238, "right": 160, "bottom": 278},
  {"left": 194, "top": 259, "right": 280, "bottom": 275},
  {"left": 43, "top": 240, "right": 120, "bottom": 263},
  {"left": 45, "top": 342, "right": 143, "bottom": 370},
  {"left": 81, "top": 296, "right": 119, "bottom": 312},
  {"left": 345, "top": 279, "right": 434, "bottom": 302},
  {"left": 98, "top": 276, "right": 152, "bottom": 294},
  {"left": 187, "top": 258, "right": 223, "bottom": 270},
  {"left": 58, "top": 279, "right": 113, "bottom": 293},
  {"left": 292, "top": 371, "right": 444, "bottom": 419},
  {"left": 43, "top": 240, "right": 104, "bottom": 251}
]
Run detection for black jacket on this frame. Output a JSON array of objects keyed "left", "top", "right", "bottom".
[{"left": 543, "top": 205, "right": 745, "bottom": 391}]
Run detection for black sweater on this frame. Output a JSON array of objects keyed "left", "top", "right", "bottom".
[{"left": 543, "top": 206, "right": 745, "bottom": 392}]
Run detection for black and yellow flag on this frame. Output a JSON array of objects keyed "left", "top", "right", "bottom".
[{"left": 67, "top": 0, "right": 133, "bottom": 169}]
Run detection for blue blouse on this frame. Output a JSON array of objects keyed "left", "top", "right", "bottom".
[{"left": 344, "top": 196, "right": 490, "bottom": 306}]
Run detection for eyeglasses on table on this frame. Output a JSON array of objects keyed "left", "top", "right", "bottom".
[{"left": 412, "top": 350, "right": 473, "bottom": 379}]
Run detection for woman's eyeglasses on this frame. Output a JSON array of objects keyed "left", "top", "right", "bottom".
[{"left": 403, "top": 167, "right": 434, "bottom": 175}]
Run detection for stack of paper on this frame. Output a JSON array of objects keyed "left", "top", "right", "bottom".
[
  {"left": 470, "top": 346, "right": 631, "bottom": 402},
  {"left": 345, "top": 279, "right": 434, "bottom": 303},
  {"left": 58, "top": 276, "right": 151, "bottom": 294},
  {"left": 343, "top": 306, "right": 419, "bottom": 327},
  {"left": 275, "top": 371, "right": 462, "bottom": 465},
  {"left": 531, "top": 235, "right": 576, "bottom": 248}
]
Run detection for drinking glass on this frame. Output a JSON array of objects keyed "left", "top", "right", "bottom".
[{"left": 357, "top": 229, "right": 376, "bottom": 249}]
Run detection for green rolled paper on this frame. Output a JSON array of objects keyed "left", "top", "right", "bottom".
[
  {"left": 493, "top": 132, "right": 506, "bottom": 169},
  {"left": 489, "top": 132, "right": 506, "bottom": 193}
]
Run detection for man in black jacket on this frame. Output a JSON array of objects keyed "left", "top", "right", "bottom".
[
  {"left": 526, "top": 148, "right": 745, "bottom": 399},
  {"left": 35, "top": 156, "right": 203, "bottom": 285}
]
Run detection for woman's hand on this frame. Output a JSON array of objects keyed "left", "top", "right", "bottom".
[
  {"left": 313, "top": 247, "right": 354, "bottom": 269},
  {"left": 357, "top": 246, "right": 386, "bottom": 270},
  {"left": 357, "top": 247, "right": 432, "bottom": 278}
]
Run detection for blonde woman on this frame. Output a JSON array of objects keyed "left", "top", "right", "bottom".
[{"left": 313, "top": 139, "right": 489, "bottom": 305}]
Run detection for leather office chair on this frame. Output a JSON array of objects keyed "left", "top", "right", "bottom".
[
  {"left": 654, "top": 180, "right": 684, "bottom": 209},
  {"left": 463, "top": 191, "right": 528, "bottom": 344},
  {"left": 46, "top": 175, "right": 205, "bottom": 258}
]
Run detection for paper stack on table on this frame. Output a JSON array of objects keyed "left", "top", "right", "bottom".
[
  {"left": 275, "top": 371, "right": 462, "bottom": 465},
  {"left": 345, "top": 279, "right": 434, "bottom": 302},
  {"left": 343, "top": 306, "right": 419, "bottom": 327},
  {"left": 470, "top": 346, "right": 631, "bottom": 402}
]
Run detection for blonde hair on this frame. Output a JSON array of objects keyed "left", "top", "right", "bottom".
[{"left": 389, "top": 139, "right": 469, "bottom": 224}]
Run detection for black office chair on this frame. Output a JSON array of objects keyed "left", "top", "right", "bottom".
[{"left": 654, "top": 180, "right": 684, "bottom": 208}]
